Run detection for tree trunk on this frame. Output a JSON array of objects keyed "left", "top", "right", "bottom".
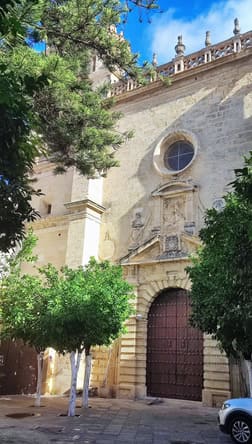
[
  {"left": 244, "top": 359, "right": 252, "bottom": 397},
  {"left": 82, "top": 347, "right": 92, "bottom": 408},
  {"left": 68, "top": 350, "right": 82, "bottom": 417},
  {"left": 34, "top": 351, "right": 44, "bottom": 407}
]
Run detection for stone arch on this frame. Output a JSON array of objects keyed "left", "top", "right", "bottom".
[
  {"left": 137, "top": 275, "right": 191, "bottom": 319},
  {"left": 118, "top": 274, "right": 191, "bottom": 399},
  {"left": 119, "top": 271, "right": 231, "bottom": 405}
]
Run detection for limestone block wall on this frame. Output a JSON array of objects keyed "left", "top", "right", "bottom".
[
  {"left": 46, "top": 342, "right": 120, "bottom": 397},
  {"left": 95, "top": 51, "right": 252, "bottom": 406},
  {"left": 114, "top": 262, "right": 231, "bottom": 406},
  {"left": 22, "top": 223, "right": 68, "bottom": 273},
  {"left": 91, "top": 341, "right": 120, "bottom": 397},
  {"left": 203, "top": 336, "right": 231, "bottom": 407},
  {"left": 32, "top": 162, "right": 73, "bottom": 218},
  {"left": 100, "top": 52, "right": 252, "bottom": 263},
  {"left": 26, "top": 165, "right": 106, "bottom": 397}
]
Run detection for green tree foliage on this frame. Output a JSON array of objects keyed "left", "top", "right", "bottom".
[
  {"left": 41, "top": 257, "right": 134, "bottom": 415},
  {"left": 0, "top": 0, "right": 159, "bottom": 252},
  {"left": 0, "top": 230, "right": 53, "bottom": 405},
  {"left": 231, "top": 152, "right": 252, "bottom": 203},
  {"left": 187, "top": 152, "right": 252, "bottom": 360},
  {"left": 0, "top": 1, "right": 47, "bottom": 251},
  {"left": 0, "top": 239, "right": 134, "bottom": 414},
  {"left": 0, "top": 230, "right": 43, "bottom": 349}
]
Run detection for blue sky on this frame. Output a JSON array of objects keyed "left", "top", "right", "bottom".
[{"left": 119, "top": 0, "right": 252, "bottom": 65}]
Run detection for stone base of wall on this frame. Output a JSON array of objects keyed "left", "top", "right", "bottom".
[
  {"left": 135, "top": 384, "right": 147, "bottom": 399},
  {"left": 98, "top": 384, "right": 118, "bottom": 398},
  {"left": 118, "top": 383, "right": 137, "bottom": 399},
  {"left": 117, "top": 385, "right": 231, "bottom": 407},
  {"left": 202, "top": 388, "right": 231, "bottom": 408}
]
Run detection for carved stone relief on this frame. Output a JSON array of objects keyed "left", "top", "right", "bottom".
[
  {"left": 100, "top": 231, "right": 115, "bottom": 260},
  {"left": 130, "top": 210, "right": 145, "bottom": 249},
  {"left": 122, "top": 179, "right": 201, "bottom": 263},
  {"left": 212, "top": 198, "right": 225, "bottom": 212},
  {"left": 154, "top": 179, "right": 200, "bottom": 259},
  {"left": 132, "top": 211, "right": 144, "bottom": 229},
  {"left": 163, "top": 197, "right": 186, "bottom": 233},
  {"left": 129, "top": 208, "right": 153, "bottom": 250}
]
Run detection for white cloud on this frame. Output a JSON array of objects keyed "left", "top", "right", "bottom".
[{"left": 148, "top": 0, "right": 252, "bottom": 64}]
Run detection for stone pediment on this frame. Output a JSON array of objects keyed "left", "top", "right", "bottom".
[
  {"left": 120, "top": 232, "right": 200, "bottom": 265},
  {"left": 152, "top": 180, "right": 197, "bottom": 198},
  {"left": 120, "top": 235, "right": 160, "bottom": 265}
]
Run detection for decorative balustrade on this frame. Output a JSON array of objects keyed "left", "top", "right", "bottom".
[{"left": 109, "top": 28, "right": 252, "bottom": 98}]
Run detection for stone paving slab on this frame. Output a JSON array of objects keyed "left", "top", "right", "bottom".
[{"left": 0, "top": 396, "right": 231, "bottom": 444}]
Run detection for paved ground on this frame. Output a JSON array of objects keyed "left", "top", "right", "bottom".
[{"left": 0, "top": 395, "right": 231, "bottom": 444}]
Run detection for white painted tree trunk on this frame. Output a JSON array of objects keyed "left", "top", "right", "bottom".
[
  {"left": 244, "top": 359, "right": 252, "bottom": 397},
  {"left": 82, "top": 350, "right": 92, "bottom": 408},
  {"left": 68, "top": 350, "right": 82, "bottom": 417},
  {"left": 34, "top": 351, "right": 44, "bottom": 407}
]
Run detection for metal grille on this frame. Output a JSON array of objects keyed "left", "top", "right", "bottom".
[{"left": 146, "top": 289, "right": 203, "bottom": 401}]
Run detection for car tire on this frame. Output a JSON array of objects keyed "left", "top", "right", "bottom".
[{"left": 229, "top": 416, "right": 252, "bottom": 444}]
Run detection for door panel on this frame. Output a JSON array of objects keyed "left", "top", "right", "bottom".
[
  {"left": 146, "top": 289, "right": 203, "bottom": 401},
  {"left": 0, "top": 339, "right": 37, "bottom": 395}
]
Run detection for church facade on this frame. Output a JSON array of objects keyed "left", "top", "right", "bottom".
[{"left": 21, "top": 23, "right": 252, "bottom": 406}]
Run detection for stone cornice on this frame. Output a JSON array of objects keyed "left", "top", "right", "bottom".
[
  {"left": 113, "top": 47, "right": 252, "bottom": 105},
  {"left": 64, "top": 199, "right": 106, "bottom": 215},
  {"left": 27, "top": 214, "right": 70, "bottom": 230},
  {"left": 121, "top": 256, "right": 191, "bottom": 266},
  {"left": 152, "top": 180, "right": 198, "bottom": 198},
  {"left": 33, "top": 158, "right": 56, "bottom": 174},
  {"left": 27, "top": 200, "right": 106, "bottom": 230}
]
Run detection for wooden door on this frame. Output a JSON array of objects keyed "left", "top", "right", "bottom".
[
  {"left": 146, "top": 289, "right": 203, "bottom": 401},
  {"left": 0, "top": 340, "right": 37, "bottom": 395}
]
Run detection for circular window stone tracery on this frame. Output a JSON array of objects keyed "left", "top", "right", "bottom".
[
  {"left": 153, "top": 130, "right": 198, "bottom": 177},
  {"left": 164, "top": 140, "right": 194, "bottom": 171}
]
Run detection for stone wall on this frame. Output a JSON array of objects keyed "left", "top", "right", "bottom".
[
  {"left": 26, "top": 47, "right": 252, "bottom": 406},
  {"left": 98, "top": 50, "right": 252, "bottom": 404},
  {"left": 100, "top": 51, "right": 252, "bottom": 263}
]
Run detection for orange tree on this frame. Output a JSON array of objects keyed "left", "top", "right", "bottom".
[
  {"left": 0, "top": 232, "right": 53, "bottom": 407},
  {"left": 187, "top": 153, "right": 252, "bottom": 394},
  {"left": 1, "top": 242, "right": 135, "bottom": 415},
  {"left": 41, "top": 258, "right": 135, "bottom": 416}
]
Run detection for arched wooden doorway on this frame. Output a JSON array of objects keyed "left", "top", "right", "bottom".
[{"left": 146, "top": 288, "right": 203, "bottom": 401}]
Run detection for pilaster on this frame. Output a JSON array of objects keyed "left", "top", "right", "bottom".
[
  {"left": 65, "top": 175, "right": 105, "bottom": 267},
  {"left": 202, "top": 335, "right": 231, "bottom": 407}
]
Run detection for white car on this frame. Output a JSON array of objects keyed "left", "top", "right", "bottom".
[{"left": 218, "top": 398, "right": 252, "bottom": 443}]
